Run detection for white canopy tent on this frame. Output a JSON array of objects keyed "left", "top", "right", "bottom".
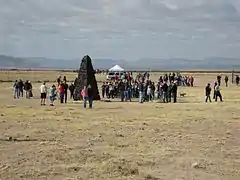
[{"left": 109, "top": 65, "right": 124, "bottom": 72}]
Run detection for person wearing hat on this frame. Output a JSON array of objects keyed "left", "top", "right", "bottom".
[{"left": 205, "top": 83, "right": 212, "bottom": 103}]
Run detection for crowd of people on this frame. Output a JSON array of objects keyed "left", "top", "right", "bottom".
[
  {"left": 12, "top": 72, "right": 240, "bottom": 107},
  {"left": 101, "top": 72, "right": 194, "bottom": 103},
  {"left": 13, "top": 79, "right": 33, "bottom": 99}
]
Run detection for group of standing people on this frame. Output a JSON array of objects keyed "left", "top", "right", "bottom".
[
  {"left": 101, "top": 72, "right": 181, "bottom": 103},
  {"left": 13, "top": 79, "right": 33, "bottom": 99},
  {"left": 39, "top": 76, "right": 76, "bottom": 106}
]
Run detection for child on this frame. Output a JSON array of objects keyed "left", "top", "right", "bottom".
[{"left": 49, "top": 84, "right": 57, "bottom": 106}]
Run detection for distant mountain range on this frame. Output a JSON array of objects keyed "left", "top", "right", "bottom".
[{"left": 0, "top": 54, "right": 240, "bottom": 70}]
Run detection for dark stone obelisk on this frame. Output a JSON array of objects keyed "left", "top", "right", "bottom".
[{"left": 73, "top": 55, "right": 100, "bottom": 101}]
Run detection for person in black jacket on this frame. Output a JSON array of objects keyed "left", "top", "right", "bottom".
[
  {"left": 172, "top": 81, "right": 178, "bottom": 103},
  {"left": 205, "top": 83, "right": 211, "bottom": 102},
  {"left": 118, "top": 81, "right": 125, "bottom": 102},
  {"left": 69, "top": 83, "right": 75, "bottom": 99},
  {"left": 161, "top": 82, "right": 168, "bottom": 103},
  {"left": 18, "top": 79, "right": 24, "bottom": 97},
  {"left": 217, "top": 75, "right": 221, "bottom": 86},
  {"left": 224, "top": 76, "right": 228, "bottom": 87},
  {"left": 63, "top": 81, "right": 68, "bottom": 103},
  {"left": 87, "top": 85, "right": 93, "bottom": 108},
  {"left": 236, "top": 75, "right": 239, "bottom": 86}
]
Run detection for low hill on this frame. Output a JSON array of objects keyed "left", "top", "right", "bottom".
[{"left": 0, "top": 54, "right": 240, "bottom": 70}]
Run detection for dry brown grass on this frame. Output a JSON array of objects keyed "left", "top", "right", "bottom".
[{"left": 0, "top": 71, "right": 240, "bottom": 180}]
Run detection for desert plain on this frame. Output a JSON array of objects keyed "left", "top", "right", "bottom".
[{"left": 0, "top": 70, "right": 239, "bottom": 180}]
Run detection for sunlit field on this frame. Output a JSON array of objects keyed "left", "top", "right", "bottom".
[{"left": 0, "top": 70, "right": 239, "bottom": 180}]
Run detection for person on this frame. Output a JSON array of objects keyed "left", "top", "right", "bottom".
[
  {"left": 189, "top": 76, "right": 194, "bottom": 87},
  {"left": 57, "top": 76, "right": 61, "bottom": 86},
  {"left": 146, "top": 85, "right": 152, "bottom": 101},
  {"left": 236, "top": 75, "right": 239, "bottom": 86},
  {"left": 215, "top": 82, "right": 223, "bottom": 102},
  {"left": 127, "top": 83, "right": 132, "bottom": 102},
  {"left": 18, "top": 79, "right": 24, "bottom": 97},
  {"left": 101, "top": 82, "right": 106, "bottom": 98},
  {"left": 40, "top": 82, "right": 47, "bottom": 105},
  {"left": 24, "top": 80, "right": 31, "bottom": 99},
  {"left": 161, "top": 82, "right": 168, "bottom": 103},
  {"left": 81, "top": 85, "right": 93, "bottom": 108},
  {"left": 213, "top": 82, "right": 217, "bottom": 100},
  {"left": 217, "top": 75, "right": 221, "bottom": 86},
  {"left": 205, "top": 83, "right": 211, "bottom": 103},
  {"left": 63, "top": 76, "right": 67, "bottom": 82},
  {"left": 225, "top": 76, "right": 228, "bottom": 87},
  {"left": 69, "top": 83, "right": 75, "bottom": 99},
  {"left": 63, "top": 81, "right": 68, "bottom": 103},
  {"left": 172, "top": 81, "right": 178, "bottom": 103},
  {"left": 138, "top": 82, "right": 144, "bottom": 103},
  {"left": 59, "top": 82, "right": 65, "bottom": 104},
  {"left": 28, "top": 81, "right": 33, "bottom": 98},
  {"left": 13, "top": 80, "right": 19, "bottom": 99},
  {"left": 124, "top": 83, "right": 129, "bottom": 101},
  {"left": 49, "top": 84, "right": 57, "bottom": 106},
  {"left": 168, "top": 81, "right": 173, "bottom": 102},
  {"left": 118, "top": 81, "right": 125, "bottom": 102}
]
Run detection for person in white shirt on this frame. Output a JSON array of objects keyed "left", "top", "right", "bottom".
[
  {"left": 40, "top": 82, "right": 47, "bottom": 105},
  {"left": 214, "top": 83, "right": 223, "bottom": 102}
]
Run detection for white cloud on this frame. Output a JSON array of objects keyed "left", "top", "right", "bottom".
[{"left": 0, "top": 0, "right": 240, "bottom": 60}]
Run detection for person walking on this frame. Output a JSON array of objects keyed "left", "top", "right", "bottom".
[
  {"left": 236, "top": 75, "right": 239, "bottom": 86},
  {"left": 40, "top": 82, "right": 47, "bottom": 106},
  {"left": 205, "top": 83, "right": 212, "bottom": 102},
  {"left": 213, "top": 82, "right": 217, "bottom": 100},
  {"left": 225, "top": 76, "right": 228, "bottom": 87},
  {"left": 215, "top": 82, "right": 223, "bottom": 102}
]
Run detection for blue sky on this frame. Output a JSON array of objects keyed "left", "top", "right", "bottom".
[{"left": 1, "top": 0, "right": 240, "bottom": 60}]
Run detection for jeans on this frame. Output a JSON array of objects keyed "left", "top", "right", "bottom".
[
  {"left": 19, "top": 88, "right": 23, "bottom": 97},
  {"left": 139, "top": 91, "right": 143, "bottom": 103},
  {"left": 127, "top": 89, "right": 132, "bottom": 101},
  {"left": 60, "top": 93, "right": 64, "bottom": 103},
  {"left": 168, "top": 92, "right": 172, "bottom": 102},
  {"left": 124, "top": 90, "right": 128, "bottom": 101},
  {"left": 84, "top": 97, "right": 93, "bottom": 108},
  {"left": 162, "top": 92, "right": 168, "bottom": 103},
  {"left": 14, "top": 88, "right": 19, "bottom": 99}
]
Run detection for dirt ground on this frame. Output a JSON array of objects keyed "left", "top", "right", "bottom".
[{"left": 0, "top": 71, "right": 239, "bottom": 180}]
